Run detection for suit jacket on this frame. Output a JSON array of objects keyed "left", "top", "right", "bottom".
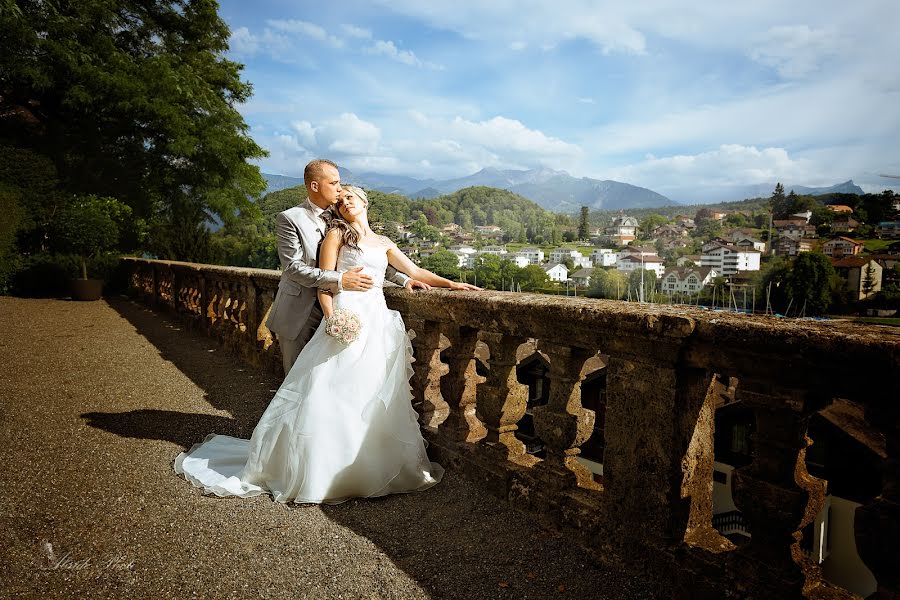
[{"left": 265, "top": 200, "right": 409, "bottom": 340}]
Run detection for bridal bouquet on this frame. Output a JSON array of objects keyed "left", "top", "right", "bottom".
[{"left": 325, "top": 308, "right": 362, "bottom": 345}]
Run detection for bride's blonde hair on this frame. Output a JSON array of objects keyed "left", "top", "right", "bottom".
[{"left": 323, "top": 185, "right": 368, "bottom": 252}]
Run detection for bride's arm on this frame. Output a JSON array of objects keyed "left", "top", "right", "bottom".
[
  {"left": 317, "top": 230, "right": 343, "bottom": 318},
  {"left": 387, "top": 244, "right": 481, "bottom": 291}
]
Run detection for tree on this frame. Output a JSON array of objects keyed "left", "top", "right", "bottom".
[
  {"left": 578, "top": 206, "right": 590, "bottom": 241},
  {"left": 474, "top": 254, "right": 502, "bottom": 289},
  {"left": 862, "top": 263, "right": 878, "bottom": 298},
  {"left": 770, "top": 183, "right": 791, "bottom": 219},
  {"left": 421, "top": 250, "right": 461, "bottom": 281},
  {"left": 639, "top": 214, "right": 668, "bottom": 238},
  {"left": 586, "top": 268, "right": 626, "bottom": 300},
  {"left": 551, "top": 227, "right": 562, "bottom": 245},
  {"left": 724, "top": 212, "right": 748, "bottom": 228},
  {"left": 1, "top": 0, "right": 267, "bottom": 261},
  {"left": 519, "top": 264, "right": 549, "bottom": 291},
  {"left": 54, "top": 195, "right": 137, "bottom": 279},
  {"left": 785, "top": 252, "right": 838, "bottom": 316}
]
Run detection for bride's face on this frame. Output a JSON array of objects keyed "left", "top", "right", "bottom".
[{"left": 337, "top": 191, "right": 367, "bottom": 221}]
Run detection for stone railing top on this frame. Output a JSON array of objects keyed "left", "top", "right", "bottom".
[{"left": 126, "top": 257, "right": 899, "bottom": 405}]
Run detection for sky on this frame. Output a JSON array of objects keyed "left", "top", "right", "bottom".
[{"left": 219, "top": 0, "right": 900, "bottom": 200}]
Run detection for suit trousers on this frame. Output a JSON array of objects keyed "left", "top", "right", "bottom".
[{"left": 278, "top": 303, "right": 324, "bottom": 375}]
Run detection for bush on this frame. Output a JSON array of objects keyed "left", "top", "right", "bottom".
[{"left": 9, "top": 253, "right": 81, "bottom": 297}]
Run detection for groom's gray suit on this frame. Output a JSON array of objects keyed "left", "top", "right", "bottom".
[{"left": 266, "top": 199, "right": 409, "bottom": 374}]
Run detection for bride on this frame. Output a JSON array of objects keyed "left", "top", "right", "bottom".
[{"left": 175, "top": 185, "right": 479, "bottom": 504}]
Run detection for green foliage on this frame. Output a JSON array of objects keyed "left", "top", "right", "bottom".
[
  {"left": 518, "top": 264, "right": 550, "bottom": 291},
  {"left": 54, "top": 195, "right": 136, "bottom": 278},
  {"left": 578, "top": 206, "right": 590, "bottom": 240},
  {"left": 420, "top": 250, "right": 461, "bottom": 280},
  {"left": 724, "top": 212, "right": 749, "bottom": 227},
  {"left": 639, "top": 214, "right": 669, "bottom": 237},
  {"left": 411, "top": 187, "right": 562, "bottom": 244},
  {"left": 586, "top": 268, "right": 626, "bottom": 299},
  {"left": 763, "top": 253, "right": 838, "bottom": 315},
  {"left": 1, "top": 0, "right": 267, "bottom": 261}
]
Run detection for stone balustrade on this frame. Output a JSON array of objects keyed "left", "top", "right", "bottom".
[{"left": 123, "top": 257, "right": 899, "bottom": 599}]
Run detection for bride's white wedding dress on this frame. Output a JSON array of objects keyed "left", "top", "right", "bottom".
[{"left": 174, "top": 239, "right": 443, "bottom": 504}]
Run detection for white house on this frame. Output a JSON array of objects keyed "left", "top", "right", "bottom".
[
  {"left": 616, "top": 254, "right": 665, "bottom": 278},
  {"left": 518, "top": 247, "right": 545, "bottom": 265},
  {"left": 604, "top": 215, "right": 639, "bottom": 246},
  {"left": 659, "top": 267, "right": 717, "bottom": 295},
  {"left": 451, "top": 251, "right": 475, "bottom": 269},
  {"left": 573, "top": 256, "right": 592, "bottom": 269},
  {"left": 549, "top": 247, "right": 584, "bottom": 264},
  {"left": 701, "top": 243, "right": 761, "bottom": 275},
  {"left": 448, "top": 244, "right": 477, "bottom": 256},
  {"left": 510, "top": 254, "right": 531, "bottom": 268},
  {"left": 591, "top": 248, "right": 617, "bottom": 267},
  {"left": 542, "top": 263, "right": 569, "bottom": 282},
  {"left": 479, "top": 245, "right": 508, "bottom": 256},
  {"left": 734, "top": 237, "right": 766, "bottom": 253},
  {"left": 676, "top": 254, "right": 702, "bottom": 267},
  {"left": 570, "top": 267, "right": 595, "bottom": 287}
]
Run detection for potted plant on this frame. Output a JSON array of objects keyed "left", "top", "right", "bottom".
[{"left": 56, "top": 195, "right": 132, "bottom": 301}]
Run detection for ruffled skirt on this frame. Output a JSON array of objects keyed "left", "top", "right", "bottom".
[{"left": 174, "top": 288, "right": 443, "bottom": 504}]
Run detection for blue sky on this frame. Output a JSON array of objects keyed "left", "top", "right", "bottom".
[{"left": 219, "top": 0, "right": 900, "bottom": 199}]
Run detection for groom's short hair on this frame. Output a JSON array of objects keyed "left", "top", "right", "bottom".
[{"left": 304, "top": 159, "right": 339, "bottom": 186}]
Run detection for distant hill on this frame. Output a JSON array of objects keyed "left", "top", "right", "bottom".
[
  {"left": 673, "top": 180, "right": 866, "bottom": 204},
  {"left": 261, "top": 173, "right": 304, "bottom": 193},
  {"left": 263, "top": 167, "right": 674, "bottom": 213}
]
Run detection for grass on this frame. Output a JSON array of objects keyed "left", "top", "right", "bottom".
[{"left": 861, "top": 238, "right": 895, "bottom": 253}]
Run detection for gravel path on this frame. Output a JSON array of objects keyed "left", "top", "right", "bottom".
[{"left": 0, "top": 296, "right": 656, "bottom": 599}]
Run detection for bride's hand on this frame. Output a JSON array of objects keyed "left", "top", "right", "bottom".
[
  {"left": 405, "top": 279, "right": 432, "bottom": 291},
  {"left": 448, "top": 281, "right": 482, "bottom": 291}
]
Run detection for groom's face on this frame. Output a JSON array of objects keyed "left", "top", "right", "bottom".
[{"left": 312, "top": 164, "right": 342, "bottom": 205}]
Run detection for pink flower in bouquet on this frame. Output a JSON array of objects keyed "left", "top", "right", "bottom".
[{"left": 326, "top": 308, "right": 362, "bottom": 345}]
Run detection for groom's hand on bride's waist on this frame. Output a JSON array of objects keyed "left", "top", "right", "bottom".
[{"left": 341, "top": 266, "right": 374, "bottom": 291}]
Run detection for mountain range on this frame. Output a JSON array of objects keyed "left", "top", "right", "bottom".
[
  {"left": 262, "top": 167, "right": 675, "bottom": 212},
  {"left": 261, "top": 169, "right": 865, "bottom": 213}
]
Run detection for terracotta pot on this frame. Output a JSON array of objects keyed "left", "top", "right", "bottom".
[{"left": 71, "top": 278, "right": 104, "bottom": 301}]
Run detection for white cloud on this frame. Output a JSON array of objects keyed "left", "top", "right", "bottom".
[
  {"left": 577, "top": 97, "right": 595, "bottom": 104},
  {"left": 607, "top": 144, "right": 808, "bottom": 188},
  {"left": 290, "top": 113, "right": 382, "bottom": 155},
  {"left": 255, "top": 111, "right": 582, "bottom": 179},
  {"left": 365, "top": 39, "right": 443, "bottom": 70},
  {"left": 749, "top": 25, "right": 842, "bottom": 78},
  {"left": 229, "top": 27, "right": 259, "bottom": 55},
  {"left": 266, "top": 19, "right": 343, "bottom": 48},
  {"left": 341, "top": 24, "right": 372, "bottom": 39},
  {"left": 509, "top": 41, "right": 527, "bottom": 51}
]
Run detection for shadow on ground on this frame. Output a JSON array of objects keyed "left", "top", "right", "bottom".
[{"left": 84, "top": 296, "right": 283, "bottom": 447}]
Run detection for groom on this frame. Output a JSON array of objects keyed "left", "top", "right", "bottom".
[{"left": 266, "top": 158, "right": 419, "bottom": 375}]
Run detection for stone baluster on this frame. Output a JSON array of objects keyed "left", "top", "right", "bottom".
[
  {"left": 730, "top": 387, "right": 827, "bottom": 597},
  {"left": 855, "top": 401, "right": 900, "bottom": 599},
  {"left": 197, "top": 274, "right": 209, "bottom": 333},
  {"left": 532, "top": 341, "right": 600, "bottom": 490},
  {"left": 476, "top": 332, "right": 537, "bottom": 467},
  {"left": 439, "top": 324, "right": 486, "bottom": 442},
  {"left": 149, "top": 264, "right": 159, "bottom": 307},
  {"left": 407, "top": 318, "right": 448, "bottom": 428},
  {"left": 171, "top": 267, "right": 183, "bottom": 313}
]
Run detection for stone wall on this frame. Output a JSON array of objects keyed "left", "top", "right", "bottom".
[{"left": 124, "top": 257, "right": 899, "bottom": 599}]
